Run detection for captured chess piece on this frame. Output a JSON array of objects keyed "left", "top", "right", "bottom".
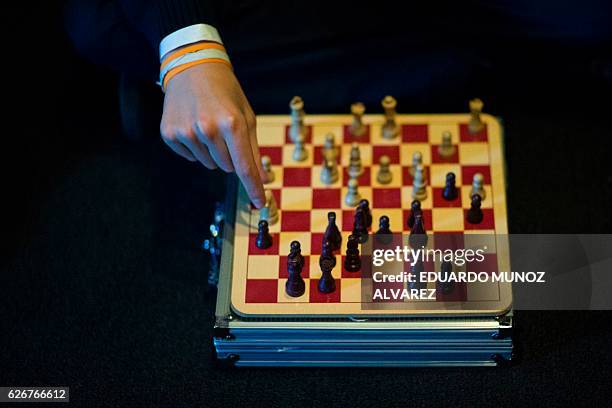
[
  {"left": 358, "top": 199, "right": 373, "bottom": 228},
  {"left": 381, "top": 95, "right": 399, "bottom": 139},
  {"left": 348, "top": 143, "right": 363, "bottom": 178},
  {"left": 345, "top": 178, "right": 361, "bottom": 206},
  {"left": 412, "top": 164, "right": 428, "bottom": 200},
  {"left": 349, "top": 102, "right": 366, "bottom": 137},
  {"left": 261, "top": 155, "right": 275, "bottom": 184},
  {"left": 324, "top": 211, "right": 342, "bottom": 251},
  {"left": 285, "top": 241, "right": 305, "bottom": 297},
  {"left": 442, "top": 172, "right": 458, "bottom": 201},
  {"left": 409, "top": 260, "right": 426, "bottom": 290},
  {"left": 438, "top": 131, "right": 456, "bottom": 158},
  {"left": 471, "top": 172, "right": 486, "bottom": 200},
  {"left": 467, "top": 194, "right": 484, "bottom": 224},
  {"left": 259, "top": 189, "right": 279, "bottom": 225},
  {"left": 409, "top": 213, "right": 428, "bottom": 249},
  {"left": 376, "top": 155, "right": 392, "bottom": 184},
  {"left": 320, "top": 157, "right": 339, "bottom": 185},
  {"left": 255, "top": 220, "right": 273, "bottom": 249},
  {"left": 407, "top": 199, "right": 422, "bottom": 229},
  {"left": 375, "top": 215, "right": 393, "bottom": 245},
  {"left": 344, "top": 234, "right": 361, "bottom": 272},
  {"left": 289, "top": 96, "right": 305, "bottom": 142},
  {"left": 410, "top": 151, "right": 423, "bottom": 177},
  {"left": 318, "top": 240, "right": 336, "bottom": 293},
  {"left": 323, "top": 132, "right": 338, "bottom": 162},
  {"left": 437, "top": 260, "right": 455, "bottom": 294},
  {"left": 468, "top": 98, "right": 485, "bottom": 134}
]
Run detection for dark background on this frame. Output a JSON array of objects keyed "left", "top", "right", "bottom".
[{"left": 2, "top": 2, "right": 611, "bottom": 407}]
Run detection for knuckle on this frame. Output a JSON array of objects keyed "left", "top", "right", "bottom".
[
  {"left": 224, "top": 114, "right": 245, "bottom": 133},
  {"left": 196, "top": 120, "right": 218, "bottom": 139},
  {"left": 160, "top": 123, "right": 175, "bottom": 140}
]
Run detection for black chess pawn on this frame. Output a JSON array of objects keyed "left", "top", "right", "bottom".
[
  {"left": 256, "top": 220, "right": 273, "bottom": 249},
  {"left": 442, "top": 172, "right": 458, "bottom": 201},
  {"left": 407, "top": 199, "right": 422, "bottom": 229},
  {"left": 375, "top": 215, "right": 393, "bottom": 245},
  {"left": 353, "top": 208, "right": 369, "bottom": 244},
  {"left": 466, "top": 194, "right": 484, "bottom": 224},
  {"left": 325, "top": 211, "right": 342, "bottom": 251},
  {"left": 286, "top": 241, "right": 305, "bottom": 297},
  {"left": 318, "top": 243, "right": 337, "bottom": 293},
  {"left": 344, "top": 234, "right": 361, "bottom": 272},
  {"left": 437, "top": 260, "right": 455, "bottom": 294},
  {"left": 408, "top": 213, "right": 428, "bottom": 249},
  {"left": 409, "top": 259, "right": 426, "bottom": 290},
  {"left": 358, "top": 199, "right": 373, "bottom": 228}
]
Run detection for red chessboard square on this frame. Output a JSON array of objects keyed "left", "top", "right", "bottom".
[
  {"left": 433, "top": 232, "right": 465, "bottom": 250},
  {"left": 466, "top": 253, "right": 498, "bottom": 275},
  {"left": 343, "top": 125, "right": 371, "bottom": 144},
  {"left": 372, "top": 188, "right": 401, "bottom": 208},
  {"left": 284, "top": 125, "right": 312, "bottom": 144},
  {"left": 309, "top": 278, "right": 341, "bottom": 303},
  {"left": 459, "top": 123, "right": 488, "bottom": 142},
  {"left": 245, "top": 279, "right": 278, "bottom": 303},
  {"left": 248, "top": 232, "right": 280, "bottom": 255},
  {"left": 403, "top": 209, "right": 433, "bottom": 232},
  {"left": 436, "top": 282, "right": 467, "bottom": 302},
  {"left": 402, "top": 124, "right": 429, "bottom": 142},
  {"left": 431, "top": 145, "right": 459, "bottom": 163},
  {"left": 310, "top": 232, "right": 324, "bottom": 255},
  {"left": 464, "top": 209, "right": 495, "bottom": 230},
  {"left": 283, "top": 167, "right": 311, "bottom": 186},
  {"left": 432, "top": 187, "right": 462, "bottom": 208},
  {"left": 402, "top": 165, "right": 429, "bottom": 185},
  {"left": 281, "top": 211, "right": 311, "bottom": 231},
  {"left": 373, "top": 145, "right": 400, "bottom": 164},
  {"left": 461, "top": 165, "right": 491, "bottom": 185},
  {"left": 342, "top": 209, "right": 356, "bottom": 232},
  {"left": 252, "top": 189, "right": 281, "bottom": 210},
  {"left": 279, "top": 255, "right": 310, "bottom": 278},
  {"left": 313, "top": 145, "right": 340, "bottom": 164},
  {"left": 342, "top": 166, "right": 371, "bottom": 186},
  {"left": 258, "top": 146, "right": 283, "bottom": 164},
  {"left": 312, "top": 188, "right": 341, "bottom": 209}
]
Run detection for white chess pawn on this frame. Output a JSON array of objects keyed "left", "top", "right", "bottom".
[
  {"left": 348, "top": 143, "right": 363, "bottom": 178},
  {"left": 260, "top": 189, "right": 279, "bottom": 225},
  {"left": 381, "top": 95, "right": 398, "bottom": 139},
  {"left": 320, "top": 157, "right": 338, "bottom": 185},
  {"left": 411, "top": 164, "right": 427, "bottom": 201},
  {"left": 323, "top": 132, "right": 337, "bottom": 161},
  {"left": 376, "top": 155, "right": 392, "bottom": 184},
  {"left": 410, "top": 151, "right": 423, "bottom": 176},
  {"left": 471, "top": 173, "right": 486, "bottom": 201},
  {"left": 349, "top": 102, "right": 366, "bottom": 137},
  {"left": 261, "top": 155, "right": 274, "bottom": 184},
  {"left": 292, "top": 132, "right": 308, "bottom": 161},
  {"left": 438, "top": 131, "right": 456, "bottom": 157},
  {"left": 345, "top": 178, "right": 361, "bottom": 206},
  {"left": 468, "top": 98, "right": 484, "bottom": 134}
]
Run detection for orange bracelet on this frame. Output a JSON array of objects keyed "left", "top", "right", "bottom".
[
  {"left": 162, "top": 58, "right": 233, "bottom": 91},
  {"left": 160, "top": 41, "right": 226, "bottom": 70}
]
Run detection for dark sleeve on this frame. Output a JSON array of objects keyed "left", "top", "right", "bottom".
[{"left": 117, "top": 0, "right": 220, "bottom": 50}]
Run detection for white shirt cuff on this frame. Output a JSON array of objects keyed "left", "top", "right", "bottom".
[{"left": 159, "top": 24, "right": 223, "bottom": 61}]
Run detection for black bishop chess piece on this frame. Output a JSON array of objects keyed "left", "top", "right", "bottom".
[
  {"left": 375, "top": 215, "right": 393, "bottom": 245},
  {"left": 437, "top": 260, "right": 455, "bottom": 294},
  {"left": 318, "top": 240, "right": 336, "bottom": 293},
  {"left": 256, "top": 219, "right": 273, "bottom": 249},
  {"left": 407, "top": 199, "right": 422, "bottom": 229},
  {"left": 467, "top": 194, "right": 484, "bottom": 224},
  {"left": 409, "top": 259, "right": 426, "bottom": 290},
  {"left": 408, "top": 213, "right": 428, "bottom": 249},
  {"left": 442, "top": 172, "right": 458, "bottom": 201},
  {"left": 344, "top": 234, "right": 361, "bottom": 272},
  {"left": 285, "top": 241, "right": 305, "bottom": 297},
  {"left": 324, "top": 211, "right": 342, "bottom": 251}
]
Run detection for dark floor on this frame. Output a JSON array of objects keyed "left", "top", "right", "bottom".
[{"left": 2, "top": 7, "right": 612, "bottom": 406}]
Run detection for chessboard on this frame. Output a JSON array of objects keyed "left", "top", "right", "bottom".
[{"left": 228, "top": 99, "right": 511, "bottom": 318}]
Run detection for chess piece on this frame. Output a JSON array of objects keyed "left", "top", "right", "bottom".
[
  {"left": 320, "top": 157, "right": 339, "bottom": 185},
  {"left": 375, "top": 215, "right": 393, "bottom": 245},
  {"left": 358, "top": 199, "right": 373, "bottom": 228},
  {"left": 411, "top": 164, "right": 428, "bottom": 201},
  {"left": 410, "top": 151, "right": 423, "bottom": 177},
  {"left": 344, "top": 234, "right": 361, "bottom": 272},
  {"left": 323, "top": 132, "right": 338, "bottom": 162},
  {"left": 468, "top": 98, "right": 484, "bottom": 134},
  {"left": 259, "top": 189, "right": 279, "bottom": 225},
  {"left": 318, "top": 254, "right": 336, "bottom": 293},
  {"left": 352, "top": 207, "right": 369, "bottom": 243},
  {"left": 261, "top": 155, "right": 275, "bottom": 184},
  {"left": 437, "top": 260, "right": 455, "bottom": 294},
  {"left": 467, "top": 194, "right": 484, "bottom": 224},
  {"left": 292, "top": 131, "right": 308, "bottom": 161},
  {"left": 381, "top": 95, "right": 398, "bottom": 139},
  {"left": 470, "top": 172, "right": 486, "bottom": 200},
  {"left": 442, "top": 172, "right": 458, "bottom": 200},
  {"left": 285, "top": 241, "right": 305, "bottom": 297},
  {"left": 409, "top": 260, "right": 426, "bottom": 290},
  {"left": 345, "top": 178, "right": 361, "bottom": 206},
  {"left": 348, "top": 143, "right": 363, "bottom": 178},
  {"left": 438, "top": 131, "right": 456, "bottom": 157},
  {"left": 289, "top": 96, "right": 305, "bottom": 142},
  {"left": 376, "top": 155, "right": 392, "bottom": 184},
  {"left": 255, "top": 220, "right": 273, "bottom": 249},
  {"left": 324, "top": 211, "right": 342, "bottom": 251},
  {"left": 407, "top": 199, "right": 422, "bottom": 229},
  {"left": 408, "top": 213, "right": 428, "bottom": 249},
  {"left": 349, "top": 102, "right": 366, "bottom": 137}
]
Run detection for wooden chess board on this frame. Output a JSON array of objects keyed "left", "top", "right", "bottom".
[{"left": 229, "top": 112, "right": 511, "bottom": 317}]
